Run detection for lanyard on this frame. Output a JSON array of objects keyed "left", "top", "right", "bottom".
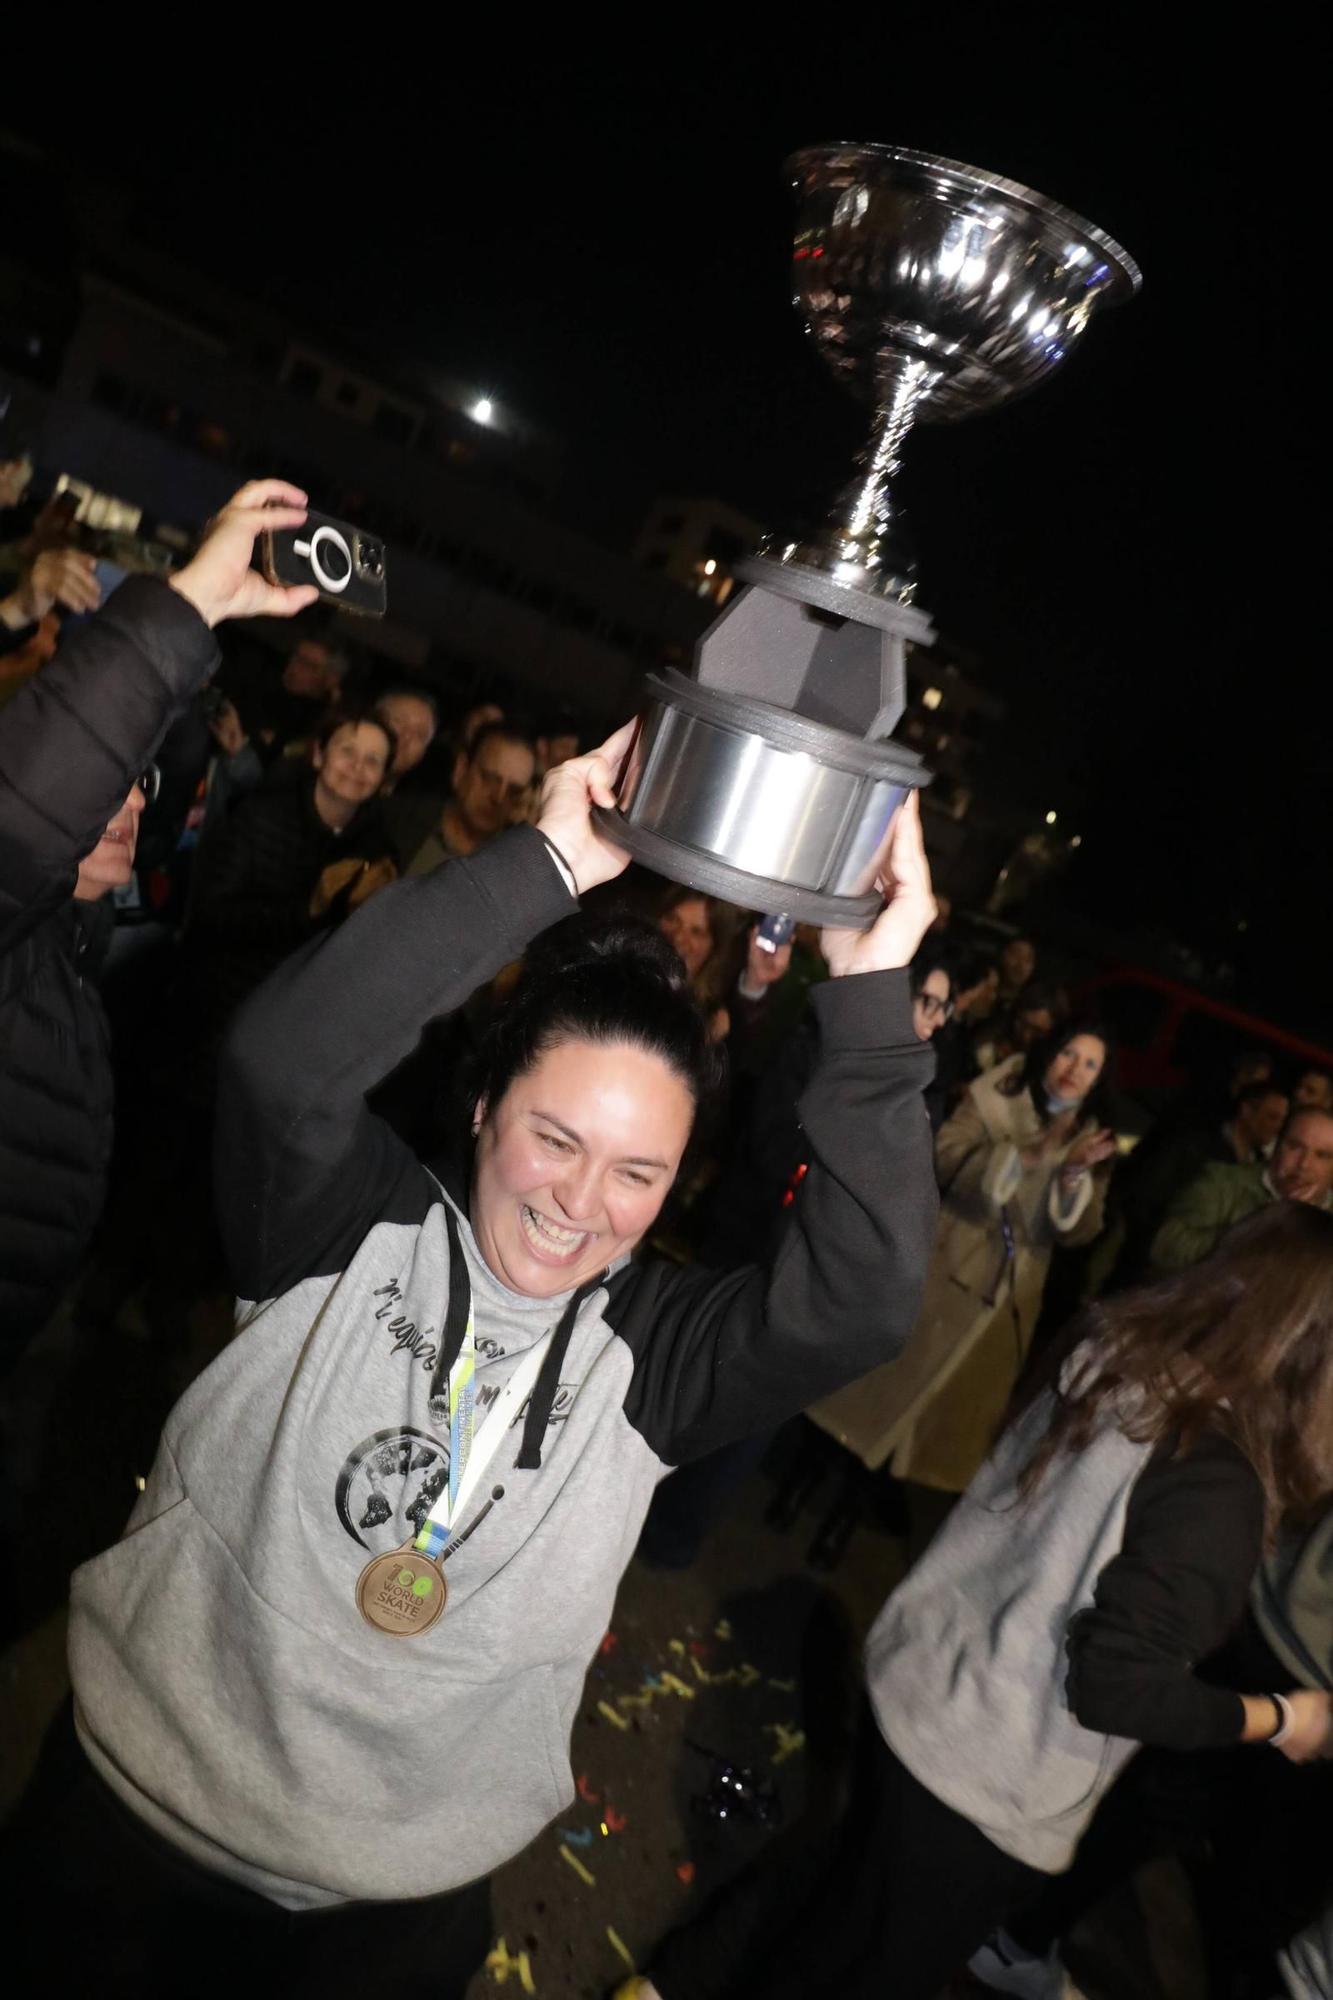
[{"left": 413, "top": 1320, "right": 554, "bottom": 1560}]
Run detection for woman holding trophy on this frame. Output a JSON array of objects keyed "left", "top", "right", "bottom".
[{"left": 7, "top": 723, "right": 939, "bottom": 1995}]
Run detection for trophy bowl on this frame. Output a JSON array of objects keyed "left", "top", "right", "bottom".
[
  {"left": 789, "top": 142, "right": 1141, "bottom": 423},
  {"left": 775, "top": 142, "right": 1143, "bottom": 597},
  {"left": 597, "top": 144, "right": 1140, "bottom": 926}
]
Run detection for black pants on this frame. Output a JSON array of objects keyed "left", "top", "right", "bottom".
[
  {"left": 651, "top": 1707, "right": 1042, "bottom": 2000},
  {"left": 3, "top": 1703, "right": 492, "bottom": 2000}
]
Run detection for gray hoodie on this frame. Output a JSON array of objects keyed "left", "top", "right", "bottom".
[
  {"left": 866, "top": 1380, "right": 1260, "bottom": 1871},
  {"left": 69, "top": 828, "right": 937, "bottom": 1908}
]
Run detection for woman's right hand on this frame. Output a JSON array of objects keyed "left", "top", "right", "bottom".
[
  {"left": 168, "top": 479, "right": 319, "bottom": 628},
  {"left": 1274, "top": 1689, "right": 1333, "bottom": 1763},
  {"left": 534, "top": 719, "right": 636, "bottom": 895},
  {"left": 1064, "top": 1126, "right": 1117, "bottom": 1174}
]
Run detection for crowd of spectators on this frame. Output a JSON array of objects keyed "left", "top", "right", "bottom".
[{"left": 2, "top": 449, "right": 1331, "bottom": 2000}]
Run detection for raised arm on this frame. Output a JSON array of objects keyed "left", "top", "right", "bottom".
[
  {"left": 615, "top": 793, "right": 940, "bottom": 1464},
  {"left": 0, "top": 479, "right": 315, "bottom": 949},
  {"left": 215, "top": 728, "right": 636, "bottom": 1306}
]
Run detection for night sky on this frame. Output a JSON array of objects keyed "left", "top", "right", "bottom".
[{"left": 10, "top": 29, "right": 1325, "bottom": 1033}]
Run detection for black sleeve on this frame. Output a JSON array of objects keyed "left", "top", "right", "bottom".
[
  {"left": 1065, "top": 1435, "right": 1265, "bottom": 1749},
  {"left": 214, "top": 826, "right": 576, "bottom": 1304},
  {"left": 611, "top": 968, "right": 938, "bottom": 1465},
  {"left": 0, "top": 577, "right": 219, "bottom": 951}
]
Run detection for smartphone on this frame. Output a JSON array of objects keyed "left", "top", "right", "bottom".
[
  {"left": 756, "top": 912, "right": 796, "bottom": 954},
  {"left": 59, "top": 557, "right": 128, "bottom": 627},
  {"left": 262, "top": 510, "right": 387, "bottom": 619}
]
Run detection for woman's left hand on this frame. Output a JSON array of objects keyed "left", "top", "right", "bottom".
[
  {"left": 1063, "top": 1126, "right": 1118, "bottom": 1174},
  {"left": 820, "top": 790, "right": 936, "bottom": 978},
  {"left": 534, "top": 719, "right": 637, "bottom": 895}
]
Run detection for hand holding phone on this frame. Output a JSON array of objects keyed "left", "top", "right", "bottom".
[{"left": 262, "top": 509, "right": 387, "bottom": 619}]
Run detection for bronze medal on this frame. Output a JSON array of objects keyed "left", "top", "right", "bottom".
[{"left": 356, "top": 1540, "right": 447, "bottom": 1637}]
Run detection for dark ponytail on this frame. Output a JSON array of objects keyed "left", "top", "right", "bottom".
[{"left": 469, "top": 909, "right": 724, "bottom": 1121}]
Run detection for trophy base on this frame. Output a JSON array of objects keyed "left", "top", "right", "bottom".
[{"left": 592, "top": 807, "right": 884, "bottom": 930}]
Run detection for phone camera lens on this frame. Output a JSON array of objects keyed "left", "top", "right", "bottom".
[
  {"left": 356, "top": 539, "right": 385, "bottom": 581},
  {"left": 321, "top": 538, "right": 351, "bottom": 585}
]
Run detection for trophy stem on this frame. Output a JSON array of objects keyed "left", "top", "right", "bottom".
[{"left": 821, "top": 354, "right": 942, "bottom": 599}]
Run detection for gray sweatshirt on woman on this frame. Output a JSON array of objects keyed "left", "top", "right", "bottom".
[
  {"left": 68, "top": 827, "right": 937, "bottom": 1908},
  {"left": 866, "top": 1385, "right": 1261, "bottom": 1871}
]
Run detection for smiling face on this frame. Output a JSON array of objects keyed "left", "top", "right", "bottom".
[
  {"left": 471, "top": 1036, "right": 695, "bottom": 1298},
  {"left": 73, "top": 781, "right": 145, "bottom": 900},
  {"left": 1043, "top": 1032, "right": 1107, "bottom": 1105},
  {"left": 313, "top": 720, "right": 392, "bottom": 817},
  {"left": 659, "top": 896, "right": 715, "bottom": 979}
]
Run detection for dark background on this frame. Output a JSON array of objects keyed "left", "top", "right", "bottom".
[{"left": 7, "top": 22, "right": 1324, "bottom": 1031}]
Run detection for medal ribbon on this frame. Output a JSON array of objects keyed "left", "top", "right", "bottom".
[
  {"left": 413, "top": 1307, "right": 478, "bottom": 1560},
  {"left": 412, "top": 1319, "right": 553, "bottom": 1561}
]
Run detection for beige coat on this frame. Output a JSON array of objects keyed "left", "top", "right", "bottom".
[{"left": 810, "top": 1054, "right": 1109, "bottom": 1492}]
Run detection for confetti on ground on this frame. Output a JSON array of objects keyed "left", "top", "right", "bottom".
[
  {"left": 559, "top": 1825, "right": 594, "bottom": 1847},
  {"left": 577, "top": 1774, "right": 600, "bottom": 1805},
  {"left": 765, "top": 1721, "right": 806, "bottom": 1765},
  {"left": 598, "top": 1631, "right": 619, "bottom": 1656},
  {"left": 688, "top": 1640, "right": 710, "bottom": 1657},
  {"left": 675, "top": 1861, "right": 696, "bottom": 1885},
  {"left": 598, "top": 1700, "right": 632, "bottom": 1731},
  {"left": 613, "top": 1671, "right": 696, "bottom": 1718},
  {"left": 689, "top": 1657, "right": 762, "bottom": 1690},
  {"left": 669, "top": 1638, "right": 686, "bottom": 1657},
  {"left": 606, "top": 1926, "right": 636, "bottom": 1974},
  {"left": 559, "top": 1843, "right": 597, "bottom": 1888},
  {"left": 486, "top": 1938, "right": 537, "bottom": 1993},
  {"left": 713, "top": 1618, "right": 732, "bottom": 1640},
  {"left": 767, "top": 1677, "right": 797, "bottom": 1693},
  {"left": 604, "top": 1804, "right": 628, "bottom": 1834}
]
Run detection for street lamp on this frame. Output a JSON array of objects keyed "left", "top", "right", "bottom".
[{"left": 470, "top": 396, "right": 494, "bottom": 425}]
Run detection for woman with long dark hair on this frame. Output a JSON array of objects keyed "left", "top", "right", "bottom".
[
  {"left": 811, "top": 1014, "right": 1118, "bottom": 1497},
  {"left": 629, "top": 1201, "right": 1333, "bottom": 2000},
  {"left": 5, "top": 733, "right": 939, "bottom": 1996},
  {"left": 656, "top": 882, "right": 743, "bottom": 1042}
]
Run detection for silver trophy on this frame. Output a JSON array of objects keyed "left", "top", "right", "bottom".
[{"left": 598, "top": 143, "right": 1141, "bottom": 925}]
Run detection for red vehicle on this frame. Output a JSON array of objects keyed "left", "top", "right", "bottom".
[{"left": 1076, "top": 966, "right": 1333, "bottom": 1110}]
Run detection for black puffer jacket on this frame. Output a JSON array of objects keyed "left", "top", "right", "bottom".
[{"left": 0, "top": 578, "right": 219, "bottom": 1358}]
